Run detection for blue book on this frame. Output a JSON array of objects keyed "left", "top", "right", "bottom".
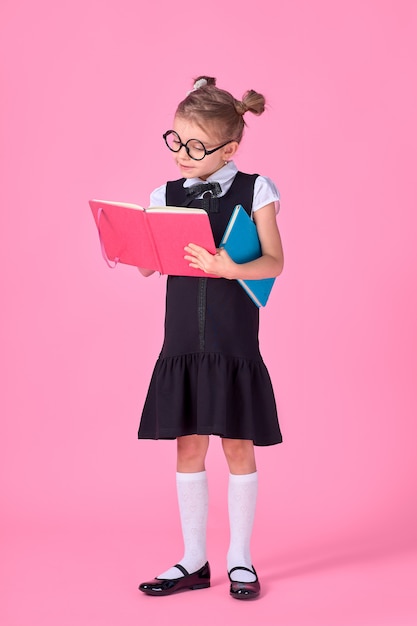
[{"left": 220, "top": 205, "right": 276, "bottom": 307}]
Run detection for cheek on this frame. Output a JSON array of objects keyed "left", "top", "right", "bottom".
[{"left": 207, "top": 153, "right": 222, "bottom": 166}]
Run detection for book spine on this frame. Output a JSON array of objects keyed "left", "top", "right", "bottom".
[
  {"left": 143, "top": 210, "right": 163, "bottom": 274},
  {"left": 220, "top": 205, "right": 241, "bottom": 246}
]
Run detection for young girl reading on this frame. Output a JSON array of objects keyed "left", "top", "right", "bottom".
[{"left": 138, "top": 76, "right": 284, "bottom": 600}]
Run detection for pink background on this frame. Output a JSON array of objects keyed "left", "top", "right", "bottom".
[{"left": 1, "top": 1, "right": 416, "bottom": 624}]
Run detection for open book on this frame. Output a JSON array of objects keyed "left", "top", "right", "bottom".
[
  {"left": 89, "top": 199, "right": 217, "bottom": 277},
  {"left": 220, "top": 205, "right": 276, "bottom": 307}
]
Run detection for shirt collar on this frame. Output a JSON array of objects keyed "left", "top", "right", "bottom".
[{"left": 182, "top": 161, "right": 238, "bottom": 196}]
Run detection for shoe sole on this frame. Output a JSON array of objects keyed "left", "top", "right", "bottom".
[
  {"left": 141, "top": 582, "right": 210, "bottom": 596},
  {"left": 230, "top": 592, "right": 260, "bottom": 600}
]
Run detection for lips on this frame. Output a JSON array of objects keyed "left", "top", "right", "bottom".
[{"left": 178, "top": 163, "right": 194, "bottom": 173}]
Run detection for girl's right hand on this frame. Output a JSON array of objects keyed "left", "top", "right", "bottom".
[{"left": 137, "top": 268, "right": 156, "bottom": 277}]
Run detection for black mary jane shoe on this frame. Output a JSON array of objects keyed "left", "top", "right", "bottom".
[
  {"left": 228, "top": 566, "right": 261, "bottom": 600},
  {"left": 139, "top": 562, "right": 210, "bottom": 596}
]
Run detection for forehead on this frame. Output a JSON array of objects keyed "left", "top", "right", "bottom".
[{"left": 173, "top": 116, "right": 216, "bottom": 143}]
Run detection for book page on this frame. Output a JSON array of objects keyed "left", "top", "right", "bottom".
[
  {"left": 147, "top": 206, "right": 207, "bottom": 215},
  {"left": 91, "top": 199, "right": 145, "bottom": 211}
]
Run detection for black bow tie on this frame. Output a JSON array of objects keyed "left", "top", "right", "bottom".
[
  {"left": 185, "top": 182, "right": 222, "bottom": 213},
  {"left": 186, "top": 181, "right": 222, "bottom": 199}
]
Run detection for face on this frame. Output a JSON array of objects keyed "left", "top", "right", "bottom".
[{"left": 170, "top": 116, "right": 237, "bottom": 180}]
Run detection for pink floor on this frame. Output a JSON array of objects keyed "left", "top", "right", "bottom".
[{"left": 2, "top": 519, "right": 416, "bottom": 626}]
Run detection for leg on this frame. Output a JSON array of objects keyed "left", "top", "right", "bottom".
[
  {"left": 222, "top": 438, "right": 256, "bottom": 475},
  {"left": 177, "top": 433, "right": 210, "bottom": 472},
  {"left": 222, "top": 439, "right": 259, "bottom": 589},
  {"left": 157, "top": 435, "right": 210, "bottom": 580}
]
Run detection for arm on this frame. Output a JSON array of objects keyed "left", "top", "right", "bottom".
[{"left": 184, "top": 202, "right": 284, "bottom": 280}]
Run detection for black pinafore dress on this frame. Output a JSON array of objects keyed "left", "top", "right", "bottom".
[{"left": 138, "top": 172, "right": 282, "bottom": 446}]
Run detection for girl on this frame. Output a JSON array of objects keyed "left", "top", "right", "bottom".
[{"left": 138, "top": 76, "right": 284, "bottom": 600}]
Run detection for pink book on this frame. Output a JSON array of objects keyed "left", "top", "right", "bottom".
[{"left": 89, "top": 199, "right": 217, "bottom": 277}]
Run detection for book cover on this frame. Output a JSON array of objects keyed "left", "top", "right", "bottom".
[
  {"left": 89, "top": 199, "right": 217, "bottom": 277},
  {"left": 220, "top": 204, "right": 276, "bottom": 307}
]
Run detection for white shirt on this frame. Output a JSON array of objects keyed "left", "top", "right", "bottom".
[{"left": 149, "top": 161, "right": 280, "bottom": 214}]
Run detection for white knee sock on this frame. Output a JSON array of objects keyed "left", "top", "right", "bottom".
[
  {"left": 157, "top": 471, "right": 208, "bottom": 579},
  {"left": 227, "top": 471, "right": 258, "bottom": 583}
]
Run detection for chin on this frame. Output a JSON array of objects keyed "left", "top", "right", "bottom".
[{"left": 178, "top": 164, "right": 196, "bottom": 176}]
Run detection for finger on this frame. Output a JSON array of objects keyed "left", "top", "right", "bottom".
[{"left": 186, "top": 243, "right": 205, "bottom": 253}]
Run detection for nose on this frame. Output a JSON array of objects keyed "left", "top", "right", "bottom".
[{"left": 178, "top": 144, "right": 191, "bottom": 159}]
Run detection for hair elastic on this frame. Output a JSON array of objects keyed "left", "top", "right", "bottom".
[{"left": 187, "top": 78, "right": 208, "bottom": 95}]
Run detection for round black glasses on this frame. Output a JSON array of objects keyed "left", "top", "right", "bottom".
[{"left": 163, "top": 130, "right": 233, "bottom": 161}]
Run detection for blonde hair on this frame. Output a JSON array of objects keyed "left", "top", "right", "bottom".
[{"left": 176, "top": 75, "right": 266, "bottom": 143}]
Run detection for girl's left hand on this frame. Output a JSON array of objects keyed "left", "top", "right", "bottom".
[{"left": 184, "top": 244, "right": 236, "bottom": 279}]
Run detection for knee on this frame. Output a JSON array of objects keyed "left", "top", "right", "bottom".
[
  {"left": 222, "top": 439, "right": 256, "bottom": 473},
  {"left": 177, "top": 435, "right": 209, "bottom": 471}
]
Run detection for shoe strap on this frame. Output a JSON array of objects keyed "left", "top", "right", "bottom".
[
  {"left": 228, "top": 565, "right": 257, "bottom": 580},
  {"left": 173, "top": 563, "right": 190, "bottom": 577}
]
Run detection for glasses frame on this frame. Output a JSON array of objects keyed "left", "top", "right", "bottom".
[{"left": 163, "top": 130, "right": 233, "bottom": 161}]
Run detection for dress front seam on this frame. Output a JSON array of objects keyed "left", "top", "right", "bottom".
[{"left": 198, "top": 277, "right": 207, "bottom": 352}]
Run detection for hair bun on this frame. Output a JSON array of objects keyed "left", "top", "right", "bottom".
[
  {"left": 187, "top": 75, "right": 216, "bottom": 96},
  {"left": 240, "top": 90, "right": 265, "bottom": 116},
  {"left": 193, "top": 75, "right": 216, "bottom": 87},
  {"left": 193, "top": 78, "right": 208, "bottom": 90},
  {"left": 234, "top": 100, "right": 248, "bottom": 116}
]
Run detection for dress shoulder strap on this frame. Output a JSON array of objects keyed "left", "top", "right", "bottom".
[
  {"left": 166, "top": 179, "right": 187, "bottom": 206},
  {"left": 226, "top": 172, "right": 259, "bottom": 216}
]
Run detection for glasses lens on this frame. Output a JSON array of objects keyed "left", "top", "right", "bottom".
[
  {"left": 164, "top": 131, "right": 181, "bottom": 152},
  {"left": 186, "top": 139, "right": 206, "bottom": 160}
]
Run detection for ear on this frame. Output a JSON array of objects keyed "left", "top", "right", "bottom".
[{"left": 222, "top": 141, "right": 239, "bottom": 160}]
